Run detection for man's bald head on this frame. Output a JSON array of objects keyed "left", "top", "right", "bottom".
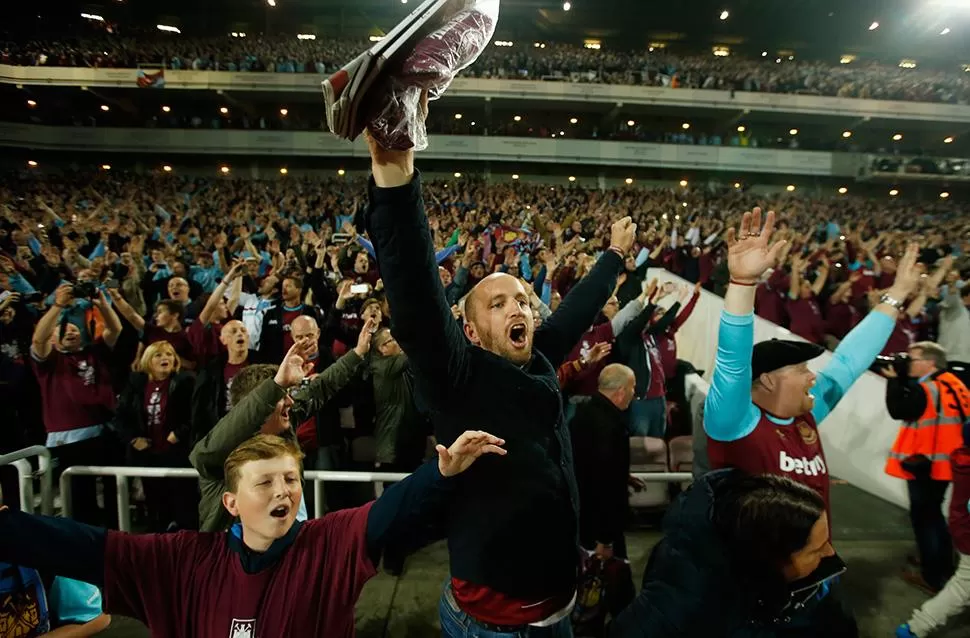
[
  {"left": 598, "top": 364, "right": 636, "bottom": 411},
  {"left": 464, "top": 273, "right": 526, "bottom": 325},
  {"left": 291, "top": 315, "right": 320, "bottom": 354},
  {"left": 462, "top": 273, "right": 535, "bottom": 366}
]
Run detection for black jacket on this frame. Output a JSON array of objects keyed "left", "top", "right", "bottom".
[
  {"left": 613, "top": 302, "right": 679, "bottom": 398},
  {"left": 609, "top": 470, "right": 850, "bottom": 638},
  {"left": 570, "top": 392, "right": 630, "bottom": 548},
  {"left": 190, "top": 350, "right": 232, "bottom": 445},
  {"left": 365, "top": 172, "right": 622, "bottom": 600},
  {"left": 116, "top": 371, "right": 195, "bottom": 448}
]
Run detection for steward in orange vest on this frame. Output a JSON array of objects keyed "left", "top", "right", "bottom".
[{"left": 885, "top": 370, "right": 970, "bottom": 482}]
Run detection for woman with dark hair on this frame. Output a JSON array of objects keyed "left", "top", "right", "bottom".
[
  {"left": 115, "top": 340, "right": 198, "bottom": 532},
  {"left": 610, "top": 470, "right": 856, "bottom": 637}
]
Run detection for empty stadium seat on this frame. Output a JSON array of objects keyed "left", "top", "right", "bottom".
[{"left": 668, "top": 436, "right": 694, "bottom": 473}]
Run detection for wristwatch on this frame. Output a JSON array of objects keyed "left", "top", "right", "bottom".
[{"left": 879, "top": 293, "right": 905, "bottom": 310}]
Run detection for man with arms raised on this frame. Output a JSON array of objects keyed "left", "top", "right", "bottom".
[
  {"left": 705, "top": 207, "right": 921, "bottom": 517},
  {"left": 363, "top": 125, "right": 635, "bottom": 634}
]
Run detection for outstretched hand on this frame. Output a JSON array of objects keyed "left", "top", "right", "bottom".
[
  {"left": 610, "top": 217, "right": 637, "bottom": 254},
  {"left": 274, "top": 342, "right": 311, "bottom": 389},
  {"left": 726, "top": 207, "right": 787, "bottom": 284},
  {"left": 437, "top": 430, "right": 507, "bottom": 478}
]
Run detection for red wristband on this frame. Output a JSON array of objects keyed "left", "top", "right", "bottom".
[{"left": 730, "top": 278, "right": 758, "bottom": 287}]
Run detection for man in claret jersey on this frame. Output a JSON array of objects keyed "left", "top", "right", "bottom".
[
  {"left": 0, "top": 410, "right": 506, "bottom": 637},
  {"left": 704, "top": 207, "right": 922, "bottom": 519}
]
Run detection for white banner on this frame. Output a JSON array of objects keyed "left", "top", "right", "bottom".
[{"left": 655, "top": 271, "right": 909, "bottom": 509}]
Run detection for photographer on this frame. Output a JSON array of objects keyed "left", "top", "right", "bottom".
[{"left": 882, "top": 342, "right": 970, "bottom": 593}]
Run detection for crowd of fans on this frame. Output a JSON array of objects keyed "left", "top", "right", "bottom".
[
  {"left": 0, "top": 167, "right": 969, "bottom": 634},
  {"left": 3, "top": 31, "right": 970, "bottom": 104}
]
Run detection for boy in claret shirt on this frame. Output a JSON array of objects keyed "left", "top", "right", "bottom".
[{"left": 0, "top": 430, "right": 505, "bottom": 638}]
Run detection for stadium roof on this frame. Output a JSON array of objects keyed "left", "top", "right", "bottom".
[{"left": 15, "top": 0, "right": 970, "bottom": 65}]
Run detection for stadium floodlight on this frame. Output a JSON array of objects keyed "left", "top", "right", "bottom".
[
  {"left": 454, "top": 172, "right": 462, "bottom": 178},
  {"left": 625, "top": 178, "right": 633, "bottom": 184},
  {"left": 512, "top": 174, "right": 520, "bottom": 180},
  {"left": 786, "top": 185, "right": 796, "bottom": 192},
  {"left": 761, "top": 51, "right": 767, "bottom": 57},
  {"left": 101, "top": 164, "right": 111, "bottom": 171},
  {"left": 337, "top": 169, "right": 346, "bottom": 176},
  {"left": 454, "top": 113, "right": 462, "bottom": 119},
  {"left": 842, "top": 130, "right": 852, "bottom": 138},
  {"left": 369, "top": 35, "right": 385, "bottom": 42},
  {"left": 568, "top": 176, "right": 577, "bottom": 182},
  {"left": 682, "top": 122, "right": 690, "bottom": 130},
  {"left": 81, "top": 13, "right": 105, "bottom": 22},
  {"left": 945, "top": 136, "right": 955, "bottom": 143},
  {"left": 720, "top": 10, "right": 729, "bottom": 20},
  {"left": 26, "top": 100, "right": 37, "bottom": 107},
  {"left": 737, "top": 125, "right": 746, "bottom": 132},
  {"left": 869, "top": 21, "right": 879, "bottom": 30},
  {"left": 267, "top": 0, "right": 277, "bottom": 6},
  {"left": 220, "top": 166, "right": 231, "bottom": 174},
  {"left": 838, "top": 187, "right": 848, "bottom": 194},
  {"left": 627, "top": 119, "right": 635, "bottom": 126},
  {"left": 100, "top": 104, "right": 110, "bottom": 112},
  {"left": 893, "top": 133, "right": 903, "bottom": 141},
  {"left": 280, "top": 168, "right": 288, "bottom": 175},
  {"left": 157, "top": 24, "right": 181, "bottom": 34},
  {"left": 162, "top": 105, "right": 171, "bottom": 113},
  {"left": 297, "top": 34, "right": 316, "bottom": 40},
  {"left": 941, "top": 191, "right": 950, "bottom": 199},
  {"left": 940, "top": 27, "right": 951, "bottom": 35},
  {"left": 162, "top": 165, "right": 173, "bottom": 172},
  {"left": 570, "top": 117, "right": 578, "bottom": 124},
  {"left": 27, "top": 160, "right": 38, "bottom": 168},
  {"left": 789, "top": 128, "right": 799, "bottom": 135},
  {"left": 889, "top": 189, "right": 899, "bottom": 196},
  {"left": 679, "top": 180, "right": 688, "bottom": 187},
  {"left": 563, "top": 2, "right": 571, "bottom": 11}
]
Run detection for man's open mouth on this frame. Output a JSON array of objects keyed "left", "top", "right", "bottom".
[
  {"left": 508, "top": 323, "right": 528, "bottom": 348},
  {"left": 270, "top": 504, "right": 290, "bottom": 519}
]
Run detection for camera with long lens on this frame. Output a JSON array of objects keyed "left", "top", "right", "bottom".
[
  {"left": 72, "top": 281, "right": 99, "bottom": 299},
  {"left": 876, "top": 352, "right": 910, "bottom": 377}
]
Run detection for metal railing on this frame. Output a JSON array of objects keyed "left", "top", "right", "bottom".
[
  {"left": 59, "top": 465, "right": 692, "bottom": 532},
  {"left": 0, "top": 446, "right": 53, "bottom": 515}
]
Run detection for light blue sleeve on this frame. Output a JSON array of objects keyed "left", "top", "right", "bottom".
[
  {"left": 356, "top": 235, "right": 377, "bottom": 259},
  {"left": 49, "top": 577, "right": 103, "bottom": 624},
  {"left": 541, "top": 279, "right": 552, "bottom": 306},
  {"left": 634, "top": 246, "right": 651, "bottom": 268},
  {"left": 519, "top": 252, "right": 533, "bottom": 281},
  {"left": 297, "top": 493, "right": 308, "bottom": 522},
  {"left": 8, "top": 273, "right": 37, "bottom": 294},
  {"left": 28, "top": 236, "right": 42, "bottom": 256},
  {"left": 810, "top": 311, "right": 895, "bottom": 423},
  {"left": 87, "top": 241, "right": 106, "bottom": 261},
  {"left": 704, "top": 311, "right": 761, "bottom": 442},
  {"left": 435, "top": 243, "right": 461, "bottom": 264},
  {"left": 154, "top": 204, "right": 171, "bottom": 221}
]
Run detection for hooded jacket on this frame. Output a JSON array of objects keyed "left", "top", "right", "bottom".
[{"left": 609, "top": 469, "right": 849, "bottom": 638}]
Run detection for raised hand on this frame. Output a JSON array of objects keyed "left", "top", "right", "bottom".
[
  {"left": 53, "top": 283, "right": 74, "bottom": 308},
  {"left": 886, "top": 242, "right": 922, "bottom": 301},
  {"left": 436, "top": 430, "right": 507, "bottom": 478},
  {"left": 610, "top": 217, "right": 637, "bottom": 254},
  {"left": 354, "top": 317, "right": 379, "bottom": 358},
  {"left": 274, "top": 342, "right": 310, "bottom": 389},
  {"left": 726, "top": 207, "right": 787, "bottom": 284},
  {"left": 583, "top": 342, "right": 612, "bottom": 365}
]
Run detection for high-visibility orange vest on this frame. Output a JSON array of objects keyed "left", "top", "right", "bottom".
[{"left": 885, "top": 371, "right": 970, "bottom": 482}]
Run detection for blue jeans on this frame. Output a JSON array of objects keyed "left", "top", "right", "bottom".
[
  {"left": 628, "top": 397, "right": 666, "bottom": 438},
  {"left": 439, "top": 582, "right": 574, "bottom": 638}
]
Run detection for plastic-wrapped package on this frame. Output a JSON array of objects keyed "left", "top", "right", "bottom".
[{"left": 366, "top": 0, "right": 499, "bottom": 151}]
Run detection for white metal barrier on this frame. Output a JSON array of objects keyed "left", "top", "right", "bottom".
[
  {"left": 0, "top": 446, "right": 54, "bottom": 515},
  {"left": 59, "top": 465, "right": 692, "bottom": 532}
]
